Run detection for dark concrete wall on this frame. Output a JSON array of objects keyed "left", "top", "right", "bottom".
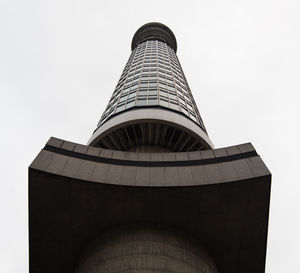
[
  {"left": 31, "top": 137, "right": 269, "bottom": 187},
  {"left": 74, "top": 225, "right": 218, "bottom": 273},
  {"left": 29, "top": 137, "right": 271, "bottom": 273}
]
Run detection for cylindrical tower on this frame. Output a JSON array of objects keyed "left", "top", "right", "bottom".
[
  {"left": 88, "top": 22, "right": 213, "bottom": 152},
  {"left": 74, "top": 225, "right": 219, "bottom": 273}
]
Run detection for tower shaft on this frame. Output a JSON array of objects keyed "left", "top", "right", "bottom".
[{"left": 88, "top": 23, "right": 213, "bottom": 152}]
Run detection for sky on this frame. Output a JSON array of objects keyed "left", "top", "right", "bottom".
[{"left": 0, "top": 0, "right": 299, "bottom": 272}]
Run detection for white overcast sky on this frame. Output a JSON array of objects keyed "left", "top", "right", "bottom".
[{"left": 1, "top": 0, "right": 300, "bottom": 272}]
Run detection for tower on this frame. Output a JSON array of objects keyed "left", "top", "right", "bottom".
[
  {"left": 29, "top": 23, "right": 271, "bottom": 273},
  {"left": 88, "top": 22, "right": 213, "bottom": 152}
]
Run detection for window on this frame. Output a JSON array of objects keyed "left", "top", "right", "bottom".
[
  {"left": 167, "top": 85, "right": 175, "bottom": 92},
  {"left": 123, "top": 85, "right": 130, "bottom": 91},
  {"left": 138, "top": 90, "right": 147, "bottom": 96},
  {"left": 149, "top": 89, "right": 157, "bottom": 95},
  {"left": 126, "top": 100, "right": 135, "bottom": 108},
  {"left": 148, "top": 98, "right": 158, "bottom": 105},
  {"left": 137, "top": 98, "right": 147, "bottom": 105},
  {"left": 119, "top": 95, "right": 127, "bottom": 102},
  {"left": 149, "top": 82, "right": 157, "bottom": 88},
  {"left": 170, "top": 100, "right": 179, "bottom": 110},
  {"left": 128, "top": 92, "right": 136, "bottom": 99},
  {"left": 159, "top": 82, "right": 167, "bottom": 89},
  {"left": 116, "top": 104, "right": 125, "bottom": 113},
  {"left": 160, "top": 98, "right": 169, "bottom": 107},
  {"left": 181, "top": 106, "right": 188, "bottom": 116},
  {"left": 169, "top": 93, "right": 177, "bottom": 100}
]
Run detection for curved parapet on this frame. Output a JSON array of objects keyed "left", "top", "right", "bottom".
[
  {"left": 88, "top": 108, "right": 213, "bottom": 151},
  {"left": 29, "top": 137, "right": 271, "bottom": 273}
]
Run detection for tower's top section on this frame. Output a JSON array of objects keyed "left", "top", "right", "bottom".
[{"left": 131, "top": 22, "right": 177, "bottom": 52}]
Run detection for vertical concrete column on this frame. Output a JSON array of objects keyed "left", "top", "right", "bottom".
[{"left": 74, "top": 225, "right": 218, "bottom": 273}]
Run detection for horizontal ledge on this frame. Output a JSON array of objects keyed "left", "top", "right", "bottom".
[{"left": 43, "top": 144, "right": 258, "bottom": 167}]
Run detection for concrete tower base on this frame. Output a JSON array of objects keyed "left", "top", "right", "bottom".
[
  {"left": 74, "top": 225, "right": 218, "bottom": 273},
  {"left": 29, "top": 137, "right": 271, "bottom": 273}
]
